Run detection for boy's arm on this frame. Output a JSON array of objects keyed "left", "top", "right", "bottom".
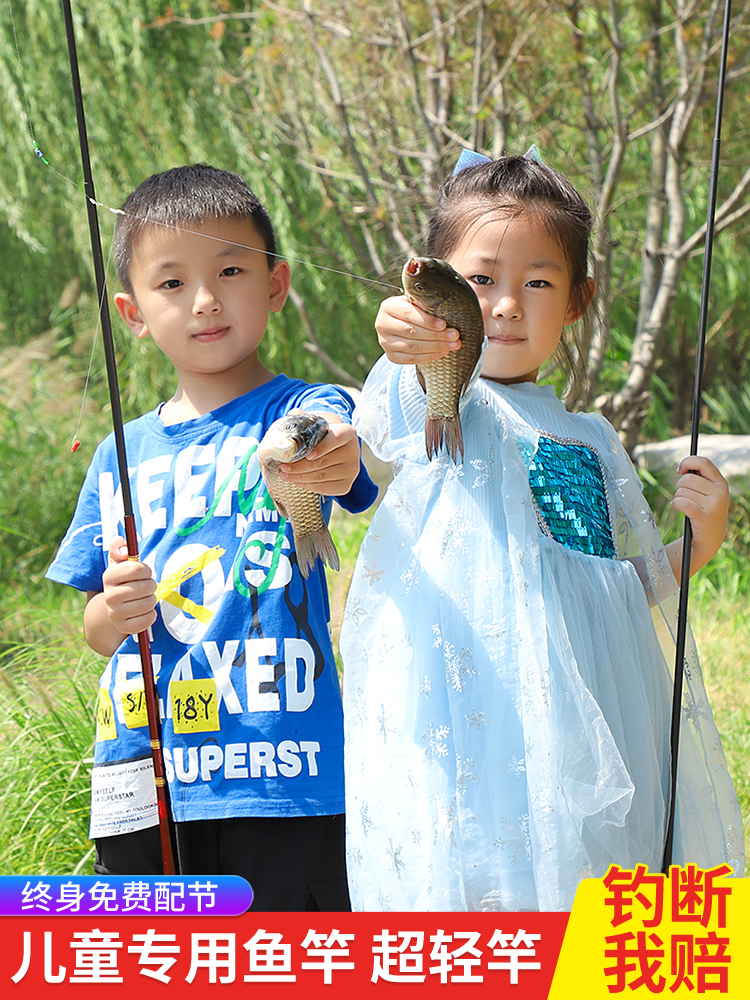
[
  {"left": 84, "top": 537, "right": 157, "bottom": 658},
  {"left": 664, "top": 455, "right": 729, "bottom": 583}
]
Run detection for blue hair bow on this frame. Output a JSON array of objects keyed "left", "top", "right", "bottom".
[
  {"left": 452, "top": 148, "right": 491, "bottom": 175},
  {"left": 452, "top": 144, "right": 544, "bottom": 175}
]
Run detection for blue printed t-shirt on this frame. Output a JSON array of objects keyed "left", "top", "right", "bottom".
[{"left": 47, "top": 376, "right": 377, "bottom": 837}]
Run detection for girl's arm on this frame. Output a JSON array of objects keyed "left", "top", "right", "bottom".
[
  {"left": 375, "top": 294, "right": 461, "bottom": 364},
  {"left": 664, "top": 455, "right": 729, "bottom": 583}
]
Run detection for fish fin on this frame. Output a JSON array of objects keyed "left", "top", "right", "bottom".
[
  {"left": 425, "top": 413, "right": 464, "bottom": 464},
  {"left": 294, "top": 525, "right": 341, "bottom": 578}
]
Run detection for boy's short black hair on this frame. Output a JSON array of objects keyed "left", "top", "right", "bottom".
[{"left": 113, "top": 163, "right": 278, "bottom": 295}]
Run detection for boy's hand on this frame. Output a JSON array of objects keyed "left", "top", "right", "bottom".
[
  {"left": 278, "top": 418, "right": 361, "bottom": 496},
  {"left": 102, "top": 536, "right": 158, "bottom": 636},
  {"left": 376, "top": 294, "right": 461, "bottom": 364},
  {"left": 666, "top": 455, "right": 729, "bottom": 581}
]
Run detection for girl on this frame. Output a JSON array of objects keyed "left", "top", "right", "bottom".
[{"left": 340, "top": 151, "right": 744, "bottom": 912}]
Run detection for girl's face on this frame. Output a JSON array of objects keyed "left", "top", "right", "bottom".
[{"left": 446, "top": 211, "right": 590, "bottom": 384}]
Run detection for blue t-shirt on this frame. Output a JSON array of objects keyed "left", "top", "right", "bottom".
[{"left": 47, "top": 376, "right": 376, "bottom": 836}]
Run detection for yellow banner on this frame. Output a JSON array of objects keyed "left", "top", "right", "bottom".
[{"left": 550, "top": 865, "right": 748, "bottom": 996}]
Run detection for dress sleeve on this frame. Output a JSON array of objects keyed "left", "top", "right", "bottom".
[
  {"left": 582, "top": 411, "right": 677, "bottom": 596},
  {"left": 352, "top": 355, "right": 430, "bottom": 464}
]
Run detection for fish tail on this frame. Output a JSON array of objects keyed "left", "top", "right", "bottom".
[
  {"left": 295, "top": 525, "right": 341, "bottom": 578},
  {"left": 425, "top": 414, "right": 464, "bottom": 463}
]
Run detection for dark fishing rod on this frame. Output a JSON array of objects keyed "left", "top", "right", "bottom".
[
  {"left": 661, "top": 0, "right": 733, "bottom": 874},
  {"left": 60, "top": 0, "right": 178, "bottom": 876}
]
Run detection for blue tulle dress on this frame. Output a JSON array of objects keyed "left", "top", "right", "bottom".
[{"left": 341, "top": 357, "right": 744, "bottom": 912}]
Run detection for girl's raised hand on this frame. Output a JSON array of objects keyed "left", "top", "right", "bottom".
[
  {"left": 667, "top": 455, "right": 730, "bottom": 581},
  {"left": 375, "top": 294, "right": 462, "bottom": 365}
]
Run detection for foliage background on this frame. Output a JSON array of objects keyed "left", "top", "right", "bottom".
[{"left": 0, "top": 1, "right": 747, "bottom": 873}]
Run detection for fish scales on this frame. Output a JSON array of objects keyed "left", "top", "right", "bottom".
[
  {"left": 401, "top": 257, "right": 485, "bottom": 462},
  {"left": 257, "top": 411, "right": 340, "bottom": 578}
]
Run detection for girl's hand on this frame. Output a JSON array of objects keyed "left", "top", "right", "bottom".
[
  {"left": 375, "top": 294, "right": 462, "bottom": 364},
  {"left": 101, "top": 537, "right": 158, "bottom": 636},
  {"left": 666, "top": 456, "right": 729, "bottom": 581},
  {"left": 278, "top": 417, "right": 361, "bottom": 496}
]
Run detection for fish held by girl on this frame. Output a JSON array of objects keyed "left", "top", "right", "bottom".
[
  {"left": 401, "top": 256, "right": 485, "bottom": 463},
  {"left": 257, "top": 411, "right": 341, "bottom": 578}
]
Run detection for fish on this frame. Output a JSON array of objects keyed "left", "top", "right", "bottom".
[
  {"left": 257, "top": 410, "right": 340, "bottom": 578},
  {"left": 401, "top": 256, "right": 485, "bottom": 463}
]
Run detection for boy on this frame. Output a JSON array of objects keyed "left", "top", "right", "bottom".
[{"left": 47, "top": 164, "right": 377, "bottom": 910}]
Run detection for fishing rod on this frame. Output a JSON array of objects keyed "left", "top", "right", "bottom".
[
  {"left": 59, "top": 0, "right": 178, "bottom": 876},
  {"left": 661, "top": 0, "right": 733, "bottom": 874}
]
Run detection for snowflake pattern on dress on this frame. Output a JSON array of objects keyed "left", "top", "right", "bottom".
[
  {"left": 465, "top": 709, "right": 486, "bottom": 730},
  {"left": 456, "top": 755, "right": 478, "bottom": 792},
  {"left": 494, "top": 814, "right": 532, "bottom": 865},
  {"left": 508, "top": 756, "right": 526, "bottom": 777},
  {"left": 443, "top": 642, "right": 477, "bottom": 693},
  {"left": 423, "top": 722, "right": 450, "bottom": 759}
]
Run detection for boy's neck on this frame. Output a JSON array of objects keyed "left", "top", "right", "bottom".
[{"left": 160, "top": 362, "right": 276, "bottom": 425}]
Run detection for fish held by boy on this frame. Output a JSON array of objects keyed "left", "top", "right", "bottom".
[
  {"left": 401, "top": 256, "right": 485, "bottom": 463},
  {"left": 257, "top": 410, "right": 341, "bottom": 578}
]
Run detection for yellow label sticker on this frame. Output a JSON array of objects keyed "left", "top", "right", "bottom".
[
  {"left": 120, "top": 677, "right": 149, "bottom": 729},
  {"left": 155, "top": 545, "right": 226, "bottom": 624},
  {"left": 549, "top": 865, "right": 749, "bottom": 998},
  {"left": 170, "top": 678, "right": 220, "bottom": 734},
  {"left": 95, "top": 688, "right": 117, "bottom": 742}
]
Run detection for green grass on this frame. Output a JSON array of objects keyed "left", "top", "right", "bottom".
[
  {"left": 689, "top": 577, "right": 750, "bottom": 853},
  {"left": 329, "top": 504, "right": 375, "bottom": 673},
  {"left": 0, "top": 632, "right": 98, "bottom": 875}
]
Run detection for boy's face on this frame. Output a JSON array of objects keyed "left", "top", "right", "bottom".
[{"left": 114, "top": 217, "right": 290, "bottom": 383}]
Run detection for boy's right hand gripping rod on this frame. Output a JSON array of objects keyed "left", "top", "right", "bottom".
[
  {"left": 661, "top": 0, "right": 733, "bottom": 875},
  {"left": 60, "top": 0, "right": 177, "bottom": 876}
]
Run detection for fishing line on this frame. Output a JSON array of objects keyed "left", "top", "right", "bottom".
[
  {"left": 69, "top": 238, "right": 118, "bottom": 454},
  {"left": 6, "top": 0, "right": 397, "bottom": 293},
  {"left": 92, "top": 200, "right": 400, "bottom": 292},
  {"left": 64, "top": 207, "right": 398, "bottom": 445},
  {"left": 6, "top": 0, "right": 78, "bottom": 189},
  {"left": 6, "top": 0, "right": 399, "bottom": 296},
  {"left": 7, "top": 0, "right": 399, "bottom": 458}
]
